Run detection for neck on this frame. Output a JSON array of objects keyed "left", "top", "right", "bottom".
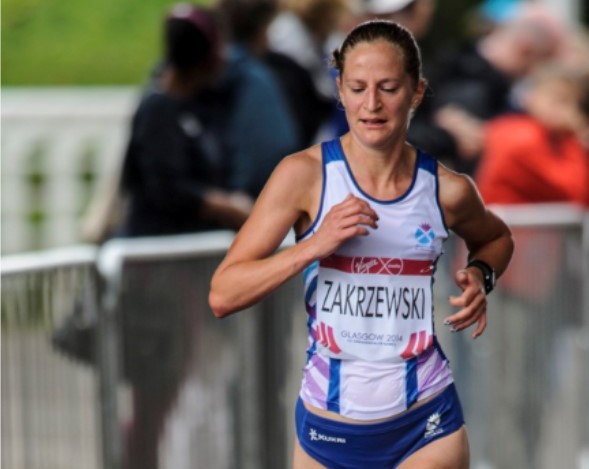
[
  {"left": 343, "top": 131, "right": 408, "bottom": 164},
  {"left": 341, "top": 134, "right": 415, "bottom": 193}
]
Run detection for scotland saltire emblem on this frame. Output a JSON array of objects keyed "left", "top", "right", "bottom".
[{"left": 415, "top": 223, "right": 435, "bottom": 246}]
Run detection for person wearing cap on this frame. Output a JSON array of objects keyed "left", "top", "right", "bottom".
[
  {"left": 116, "top": 6, "right": 254, "bottom": 469},
  {"left": 119, "top": 4, "right": 254, "bottom": 238}
]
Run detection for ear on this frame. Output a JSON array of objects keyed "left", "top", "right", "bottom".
[
  {"left": 336, "top": 75, "right": 346, "bottom": 108},
  {"left": 411, "top": 78, "right": 427, "bottom": 110}
]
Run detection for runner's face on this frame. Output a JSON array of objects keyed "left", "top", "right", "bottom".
[{"left": 337, "top": 40, "right": 423, "bottom": 149}]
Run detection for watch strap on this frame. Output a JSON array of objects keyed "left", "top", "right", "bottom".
[{"left": 466, "top": 259, "right": 496, "bottom": 294}]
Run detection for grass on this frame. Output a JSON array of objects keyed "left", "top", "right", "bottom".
[
  {"left": 4, "top": 0, "right": 586, "bottom": 85},
  {"left": 2, "top": 0, "right": 211, "bottom": 85}
]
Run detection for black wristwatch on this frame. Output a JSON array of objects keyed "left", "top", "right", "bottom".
[{"left": 466, "top": 259, "right": 496, "bottom": 294}]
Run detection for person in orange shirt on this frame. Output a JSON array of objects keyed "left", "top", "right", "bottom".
[{"left": 476, "top": 65, "right": 589, "bottom": 206}]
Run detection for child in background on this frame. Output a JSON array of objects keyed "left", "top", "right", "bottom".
[{"left": 476, "top": 66, "right": 589, "bottom": 206}]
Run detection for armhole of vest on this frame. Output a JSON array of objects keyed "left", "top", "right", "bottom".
[
  {"left": 296, "top": 142, "right": 328, "bottom": 242},
  {"left": 434, "top": 158, "right": 450, "bottom": 237},
  {"left": 433, "top": 335, "right": 450, "bottom": 363}
]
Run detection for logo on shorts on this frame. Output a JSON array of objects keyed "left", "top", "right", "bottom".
[
  {"left": 424, "top": 412, "right": 444, "bottom": 439},
  {"left": 309, "top": 427, "right": 347, "bottom": 444}
]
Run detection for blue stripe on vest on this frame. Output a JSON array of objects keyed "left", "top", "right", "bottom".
[
  {"left": 327, "top": 358, "right": 342, "bottom": 412},
  {"left": 406, "top": 357, "right": 418, "bottom": 408},
  {"left": 303, "top": 261, "right": 317, "bottom": 283},
  {"left": 305, "top": 276, "right": 317, "bottom": 305},
  {"left": 323, "top": 139, "right": 343, "bottom": 163},
  {"left": 417, "top": 150, "right": 436, "bottom": 175},
  {"left": 306, "top": 316, "right": 317, "bottom": 363}
]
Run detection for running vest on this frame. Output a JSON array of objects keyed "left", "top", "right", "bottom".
[{"left": 297, "top": 139, "right": 454, "bottom": 420}]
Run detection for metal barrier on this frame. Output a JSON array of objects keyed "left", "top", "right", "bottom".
[
  {"left": 95, "top": 230, "right": 302, "bottom": 469},
  {"left": 435, "top": 204, "right": 589, "bottom": 469},
  {"left": 2, "top": 205, "right": 588, "bottom": 469},
  {"left": 1, "top": 246, "right": 101, "bottom": 469}
]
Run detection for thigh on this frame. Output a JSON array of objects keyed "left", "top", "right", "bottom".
[
  {"left": 398, "top": 426, "right": 470, "bottom": 469},
  {"left": 292, "top": 437, "right": 328, "bottom": 469}
]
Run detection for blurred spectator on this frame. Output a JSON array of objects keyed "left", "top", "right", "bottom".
[
  {"left": 114, "top": 6, "right": 254, "bottom": 469},
  {"left": 464, "top": 0, "right": 521, "bottom": 38},
  {"left": 558, "top": 27, "right": 589, "bottom": 85},
  {"left": 219, "top": 0, "right": 346, "bottom": 150},
  {"left": 267, "top": 0, "right": 351, "bottom": 141},
  {"left": 474, "top": 60, "right": 589, "bottom": 330},
  {"left": 408, "top": 4, "right": 565, "bottom": 174},
  {"left": 363, "top": 0, "right": 436, "bottom": 41},
  {"left": 476, "top": 65, "right": 589, "bottom": 205},
  {"left": 216, "top": 0, "right": 301, "bottom": 196},
  {"left": 119, "top": 5, "right": 253, "bottom": 238}
]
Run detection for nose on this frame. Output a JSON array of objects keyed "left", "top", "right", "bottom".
[{"left": 364, "top": 88, "right": 381, "bottom": 112}]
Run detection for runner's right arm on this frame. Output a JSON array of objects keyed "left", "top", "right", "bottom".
[{"left": 208, "top": 149, "right": 378, "bottom": 318}]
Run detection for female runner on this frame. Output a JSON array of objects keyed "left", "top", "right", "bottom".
[{"left": 210, "top": 19, "right": 514, "bottom": 468}]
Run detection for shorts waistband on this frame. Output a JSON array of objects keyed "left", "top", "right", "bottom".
[{"left": 298, "top": 384, "right": 459, "bottom": 436}]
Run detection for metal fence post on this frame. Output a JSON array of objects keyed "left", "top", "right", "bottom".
[{"left": 96, "top": 262, "right": 123, "bottom": 469}]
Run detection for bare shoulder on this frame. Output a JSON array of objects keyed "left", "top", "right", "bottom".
[
  {"left": 262, "top": 144, "right": 323, "bottom": 210},
  {"left": 273, "top": 144, "right": 322, "bottom": 183},
  {"left": 437, "top": 162, "right": 483, "bottom": 229},
  {"left": 219, "top": 144, "right": 323, "bottom": 263}
]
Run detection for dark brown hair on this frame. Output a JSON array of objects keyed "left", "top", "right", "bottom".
[
  {"left": 332, "top": 20, "right": 423, "bottom": 87},
  {"left": 165, "top": 6, "right": 219, "bottom": 72}
]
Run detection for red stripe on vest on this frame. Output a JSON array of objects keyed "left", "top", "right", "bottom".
[
  {"left": 320, "top": 255, "right": 433, "bottom": 276},
  {"left": 401, "top": 332, "right": 418, "bottom": 359},
  {"left": 326, "top": 326, "right": 342, "bottom": 354}
]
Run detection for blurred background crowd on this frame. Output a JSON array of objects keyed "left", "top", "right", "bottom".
[
  {"left": 85, "top": 0, "right": 589, "bottom": 243},
  {"left": 3, "top": 0, "right": 589, "bottom": 250}
]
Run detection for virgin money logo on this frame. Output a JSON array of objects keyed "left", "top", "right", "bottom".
[
  {"left": 352, "top": 257, "right": 403, "bottom": 275},
  {"left": 384, "top": 258, "right": 403, "bottom": 275},
  {"left": 352, "top": 258, "right": 379, "bottom": 273}
]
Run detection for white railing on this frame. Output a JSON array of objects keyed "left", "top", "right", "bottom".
[{"left": 1, "top": 87, "right": 139, "bottom": 254}]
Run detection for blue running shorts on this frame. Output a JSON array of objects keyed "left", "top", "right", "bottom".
[{"left": 295, "top": 384, "right": 465, "bottom": 469}]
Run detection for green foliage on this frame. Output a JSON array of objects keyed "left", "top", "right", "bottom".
[{"left": 2, "top": 0, "right": 212, "bottom": 85}]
